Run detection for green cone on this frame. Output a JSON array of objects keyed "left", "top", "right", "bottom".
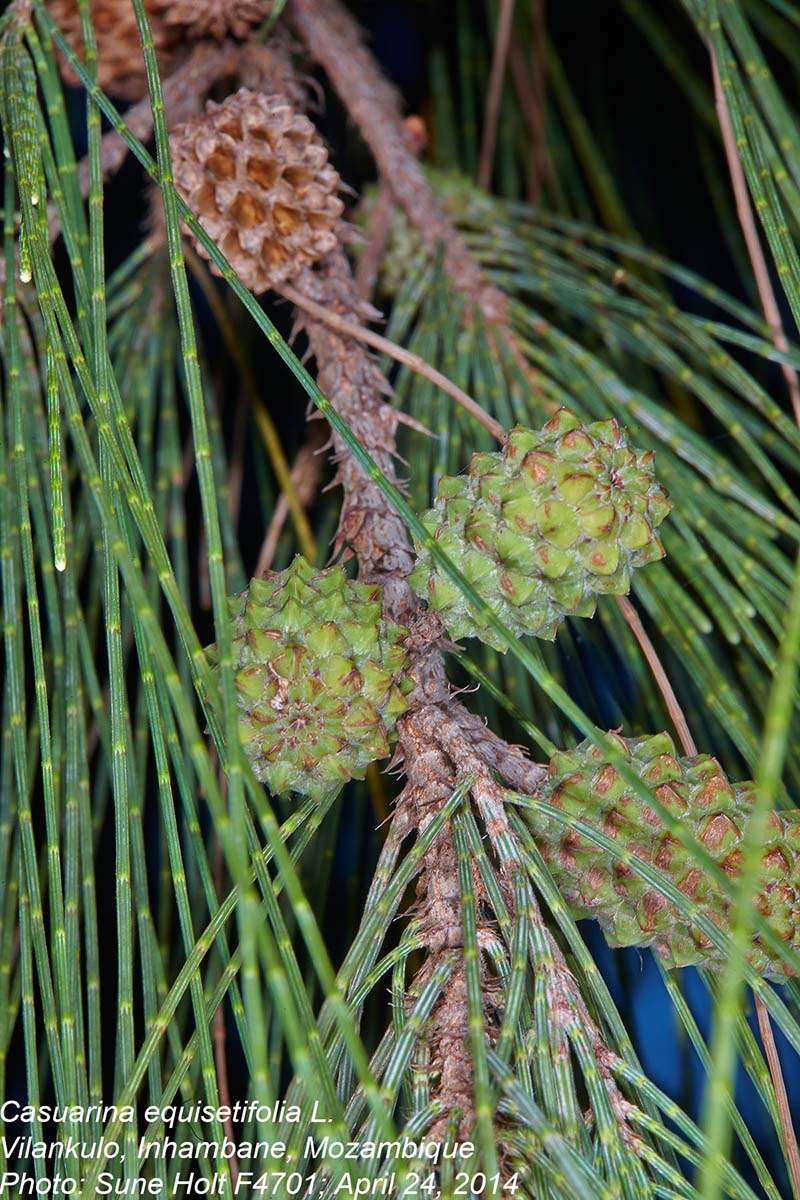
[
  {"left": 358, "top": 169, "right": 504, "bottom": 298},
  {"left": 527, "top": 731, "right": 800, "bottom": 977},
  {"left": 212, "top": 557, "right": 412, "bottom": 800},
  {"left": 408, "top": 409, "right": 671, "bottom": 650}
]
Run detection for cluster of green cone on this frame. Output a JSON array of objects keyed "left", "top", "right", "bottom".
[
  {"left": 216, "top": 557, "right": 411, "bottom": 799},
  {"left": 525, "top": 731, "right": 800, "bottom": 977},
  {"left": 213, "top": 450, "right": 799, "bottom": 980},
  {"left": 409, "top": 409, "right": 671, "bottom": 649}
]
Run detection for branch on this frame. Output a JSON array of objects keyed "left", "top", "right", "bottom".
[
  {"left": 711, "top": 47, "right": 800, "bottom": 427},
  {"left": 287, "top": 236, "right": 640, "bottom": 1151},
  {"left": 755, "top": 997, "right": 800, "bottom": 1198},
  {"left": 478, "top": 0, "right": 516, "bottom": 190},
  {"left": 286, "top": 0, "right": 509, "bottom": 325},
  {"left": 353, "top": 182, "right": 394, "bottom": 302},
  {"left": 354, "top": 114, "right": 427, "bottom": 301},
  {"left": 279, "top": 280, "right": 507, "bottom": 443},
  {"left": 288, "top": 244, "right": 549, "bottom": 1136},
  {"left": 616, "top": 595, "right": 697, "bottom": 756},
  {"left": 507, "top": 9, "right": 551, "bottom": 204},
  {"left": 457, "top": 711, "right": 547, "bottom": 795}
]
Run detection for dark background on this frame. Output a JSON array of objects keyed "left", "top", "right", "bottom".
[{"left": 5, "top": 2, "right": 799, "bottom": 1196}]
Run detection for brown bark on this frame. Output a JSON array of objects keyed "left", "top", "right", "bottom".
[
  {"left": 291, "top": 248, "right": 525, "bottom": 1135},
  {"left": 287, "top": 0, "right": 509, "bottom": 325}
]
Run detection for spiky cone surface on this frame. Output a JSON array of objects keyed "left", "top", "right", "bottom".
[
  {"left": 48, "top": 0, "right": 177, "bottom": 100},
  {"left": 215, "top": 557, "right": 411, "bottom": 800},
  {"left": 170, "top": 89, "right": 344, "bottom": 294},
  {"left": 149, "top": 0, "right": 273, "bottom": 41},
  {"left": 528, "top": 731, "right": 800, "bottom": 978},
  {"left": 408, "top": 409, "right": 671, "bottom": 650}
]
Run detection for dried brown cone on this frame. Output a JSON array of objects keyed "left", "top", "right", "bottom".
[
  {"left": 170, "top": 89, "right": 344, "bottom": 294},
  {"left": 150, "top": 0, "right": 273, "bottom": 41},
  {"left": 48, "top": 0, "right": 178, "bottom": 100}
]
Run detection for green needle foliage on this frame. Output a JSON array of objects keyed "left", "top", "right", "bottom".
[{"left": 1, "top": 1, "right": 800, "bottom": 1199}]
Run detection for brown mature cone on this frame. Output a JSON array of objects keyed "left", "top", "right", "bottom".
[
  {"left": 170, "top": 89, "right": 344, "bottom": 294},
  {"left": 150, "top": 0, "right": 273, "bottom": 41},
  {"left": 48, "top": 0, "right": 177, "bottom": 100}
]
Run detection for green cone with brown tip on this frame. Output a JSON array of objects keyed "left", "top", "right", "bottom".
[
  {"left": 527, "top": 731, "right": 800, "bottom": 978},
  {"left": 408, "top": 410, "right": 670, "bottom": 650},
  {"left": 213, "top": 557, "right": 411, "bottom": 799}
]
